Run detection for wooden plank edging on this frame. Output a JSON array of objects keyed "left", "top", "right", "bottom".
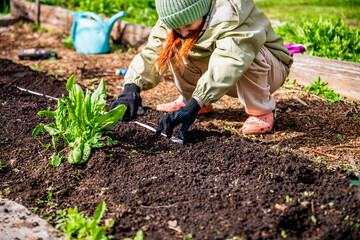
[{"left": 289, "top": 54, "right": 360, "bottom": 102}]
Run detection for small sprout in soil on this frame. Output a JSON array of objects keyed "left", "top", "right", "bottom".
[
  {"left": 55, "top": 201, "right": 115, "bottom": 240},
  {"left": 36, "top": 187, "right": 57, "bottom": 208},
  {"left": 269, "top": 189, "right": 275, "bottom": 193},
  {"left": 336, "top": 134, "right": 345, "bottom": 141},
  {"left": 185, "top": 234, "right": 193, "bottom": 239},
  {"left": 0, "top": 140, "right": 11, "bottom": 145},
  {"left": 225, "top": 237, "right": 243, "bottom": 240},
  {"left": 247, "top": 134, "right": 257, "bottom": 140},
  {"left": 1, "top": 101, "right": 6, "bottom": 106},
  {"left": 0, "top": 161, "right": 3, "bottom": 170},
  {"left": 123, "top": 230, "right": 144, "bottom": 240},
  {"left": 61, "top": 34, "right": 73, "bottom": 48},
  {"left": 285, "top": 78, "right": 296, "bottom": 85},
  {"left": 285, "top": 195, "right": 292, "bottom": 203},
  {"left": 303, "top": 76, "right": 343, "bottom": 102},
  {"left": 0, "top": 187, "right": 10, "bottom": 196},
  {"left": 311, "top": 215, "right": 317, "bottom": 224},
  {"left": 30, "top": 65, "right": 42, "bottom": 71},
  {"left": 107, "top": 137, "right": 118, "bottom": 146},
  {"left": 29, "top": 164, "right": 37, "bottom": 169},
  {"left": 281, "top": 230, "right": 287, "bottom": 238},
  {"left": 131, "top": 149, "right": 138, "bottom": 154},
  {"left": 76, "top": 170, "right": 82, "bottom": 181},
  {"left": 31, "top": 207, "right": 39, "bottom": 214},
  {"left": 43, "top": 143, "right": 51, "bottom": 149},
  {"left": 303, "top": 191, "right": 314, "bottom": 196},
  {"left": 328, "top": 202, "right": 334, "bottom": 207},
  {"left": 344, "top": 215, "right": 350, "bottom": 221}
]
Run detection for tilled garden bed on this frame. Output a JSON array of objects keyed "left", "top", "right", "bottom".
[{"left": 0, "top": 58, "right": 359, "bottom": 239}]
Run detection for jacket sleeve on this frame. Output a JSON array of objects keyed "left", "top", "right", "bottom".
[
  {"left": 192, "top": 20, "right": 267, "bottom": 106},
  {"left": 124, "top": 20, "right": 169, "bottom": 91}
]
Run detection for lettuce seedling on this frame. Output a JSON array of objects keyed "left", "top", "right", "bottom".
[
  {"left": 55, "top": 201, "right": 114, "bottom": 239},
  {"left": 33, "top": 75, "right": 126, "bottom": 165}
]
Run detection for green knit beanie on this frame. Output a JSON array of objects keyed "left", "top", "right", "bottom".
[{"left": 155, "top": 0, "right": 211, "bottom": 29}]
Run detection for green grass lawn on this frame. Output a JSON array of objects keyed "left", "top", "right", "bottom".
[
  {"left": 7, "top": 0, "right": 359, "bottom": 27},
  {"left": 255, "top": 0, "right": 360, "bottom": 26}
]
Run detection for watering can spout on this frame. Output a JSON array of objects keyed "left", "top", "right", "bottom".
[{"left": 105, "top": 11, "right": 126, "bottom": 37}]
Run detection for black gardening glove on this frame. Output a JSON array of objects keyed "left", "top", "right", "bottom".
[
  {"left": 110, "top": 83, "right": 145, "bottom": 121},
  {"left": 156, "top": 98, "right": 201, "bottom": 140}
]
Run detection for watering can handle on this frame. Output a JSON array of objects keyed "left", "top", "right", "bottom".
[
  {"left": 80, "top": 11, "right": 105, "bottom": 24},
  {"left": 71, "top": 11, "right": 84, "bottom": 44}
]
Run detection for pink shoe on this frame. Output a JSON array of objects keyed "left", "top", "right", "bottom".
[
  {"left": 156, "top": 99, "right": 213, "bottom": 115},
  {"left": 242, "top": 112, "right": 274, "bottom": 134}
]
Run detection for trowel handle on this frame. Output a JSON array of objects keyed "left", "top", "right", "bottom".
[{"left": 115, "top": 69, "right": 127, "bottom": 75}]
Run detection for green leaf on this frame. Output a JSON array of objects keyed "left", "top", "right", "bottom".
[
  {"left": 91, "top": 80, "right": 107, "bottom": 111},
  {"left": 43, "top": 124, "right": 61, "bottom": 136},
  {"left": 64, "top": 97, "right": 76, "bottom": 121},
  {"left": 82, "top": 142, "right": 91, "bottom": 163},
  {"left": 74, "top": 85, "right": 86, "bottom": 130},
  {"left": 336, "top": 134, "right": 345, "bottom": 141},
  {"left": 311, "top": 215, "right": 317, "bottom": 224},
  {"left": 66, "top": 74, "right": 75, "bottom": 92},
  {"left": 91, "top": 227, "right": 105, "bottom": 240},
  {"left": 32, "top": 124, "right": 45, "bottom": 137},
  {"left": 98, "top": 104, "right": 126, "bottom": 129},
  {"left": 93, "top": 201, "right": 106, "bottom": 224},
  {"left": 37, "top": 110, "right": 55, "bottom": 119},
  {"left": 50, "top": 153, "right": 64, "bottom": 167},
  {"left": 55, "top": 99, "right": 67, "bottom": 131},
  {"left": 134, "top": 230, "right": 144, "bottom": 240},
  {"left": 68, "top": 139, "right": 83, "bottom": 164}
]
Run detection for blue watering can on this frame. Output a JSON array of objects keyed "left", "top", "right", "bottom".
[{"left": 72, "top": 11, "right": 126, "bottom": 54}]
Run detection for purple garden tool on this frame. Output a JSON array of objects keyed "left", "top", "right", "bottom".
[{"left": 285, "top": 42, "right": 307, "bottom": 56}]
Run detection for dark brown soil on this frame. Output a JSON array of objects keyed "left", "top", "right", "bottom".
[
  {"left": 1, "top": 58, "right": 360, "bottom": 240},
  {"left": 1, "top": 21, "right": 360, "bottom": 240}
]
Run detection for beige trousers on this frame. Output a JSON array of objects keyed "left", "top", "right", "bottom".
[{"left": 170, "top": 46, "right": 289, "bottom": 116}]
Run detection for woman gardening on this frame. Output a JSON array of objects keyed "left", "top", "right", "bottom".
[{"left": 110, "top": 0, "right": 293, "bottom": 140}]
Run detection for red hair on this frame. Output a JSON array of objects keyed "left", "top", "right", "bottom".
[{"left": 153, "top": 26, "right": 202, "bottom": 73}]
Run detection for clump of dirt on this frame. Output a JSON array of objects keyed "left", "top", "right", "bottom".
[{"left": 0, "top": 59, "right": 359, "bottom": 239}]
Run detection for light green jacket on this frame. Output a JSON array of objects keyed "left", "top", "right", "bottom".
[{"left": 124, "top": 0, "right": 293, "bottom": 106}]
